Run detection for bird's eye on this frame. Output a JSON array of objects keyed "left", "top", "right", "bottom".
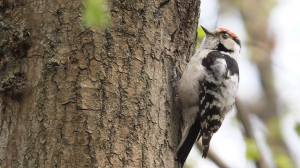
[{"left": 222, "top": 34, "right": 228, "bottom": 39}]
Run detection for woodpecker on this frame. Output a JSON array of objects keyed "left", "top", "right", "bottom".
[{"left": 176, "top": 26, "right": 241, "bottom": 167}]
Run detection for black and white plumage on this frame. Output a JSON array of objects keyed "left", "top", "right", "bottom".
[{"left": 176, "top": 26, "right": 241, "bottom": 167}]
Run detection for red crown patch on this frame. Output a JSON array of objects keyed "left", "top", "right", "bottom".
[{"left": 218, "top": 28, "right": 238, "bottom": 38}]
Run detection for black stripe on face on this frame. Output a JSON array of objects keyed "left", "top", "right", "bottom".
[
  {"left": 217, "top": 43, "right": 234, "bottom": 53},
  {"left": 232, "top": 38, "right": 241, "bottom": 47},
  {"left": 220, "top": 31, "right": 241, "bottom": 48}
]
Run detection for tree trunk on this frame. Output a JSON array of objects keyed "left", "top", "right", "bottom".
[{"left": 0, "top": 0, "right": 200, "bottom": 167}]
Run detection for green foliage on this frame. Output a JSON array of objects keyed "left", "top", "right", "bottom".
[
  {"left": 245, "top": 138, "right": 259, "bottom": 161},
  {"left": 196, "top": 26, "right": 205, "bottom": 50},
  {"left": 267, "top": 117, "right": 281, "bottom": 140},
  {"left": 295, "top": 123, "right": 300, "bottom": 136},
  {"left": 276, "top": 154, "right": 294, "bottom": 168},
  {"left": 82, "top": 0, "right": 110, "bottom": 28},
  {"left": 197, "top": 27, "right": 205, "bottom": 39}
]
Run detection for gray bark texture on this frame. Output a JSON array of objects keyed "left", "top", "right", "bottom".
[{"left": 0, "top": 0, "right": 200, "bottom": 167}]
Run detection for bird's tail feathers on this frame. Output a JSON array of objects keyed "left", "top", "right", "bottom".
[{"left": 176, "top": 116, "right": 201, "bottom": 167}]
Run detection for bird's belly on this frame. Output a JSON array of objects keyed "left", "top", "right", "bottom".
[{"left": 219, "top": 74, "right": 239, "bottom": 113}]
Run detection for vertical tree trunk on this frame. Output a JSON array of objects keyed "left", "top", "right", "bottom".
[{"left": 0, "top": 0, "right": 200, "bottom": 167}]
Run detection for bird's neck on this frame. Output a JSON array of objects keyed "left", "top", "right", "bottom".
[{"left": 218, "top": 50, "right": 239, "bottom": 61}]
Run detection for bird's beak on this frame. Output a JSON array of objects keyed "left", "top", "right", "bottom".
[{"left": 201, "top": 26, "right": 213, "bottom": 35}]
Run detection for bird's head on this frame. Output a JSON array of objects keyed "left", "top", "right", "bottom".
[{"left": 200, "top": 26, "right": 241, "bottom": 56}]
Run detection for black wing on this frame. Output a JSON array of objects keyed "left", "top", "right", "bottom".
[{"left": 200, "top": 51, "right": 239, "bottom": 158}]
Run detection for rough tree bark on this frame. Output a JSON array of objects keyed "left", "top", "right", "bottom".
[{"left": 0, "top": 0, "right": 200, "bottom": 167}]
